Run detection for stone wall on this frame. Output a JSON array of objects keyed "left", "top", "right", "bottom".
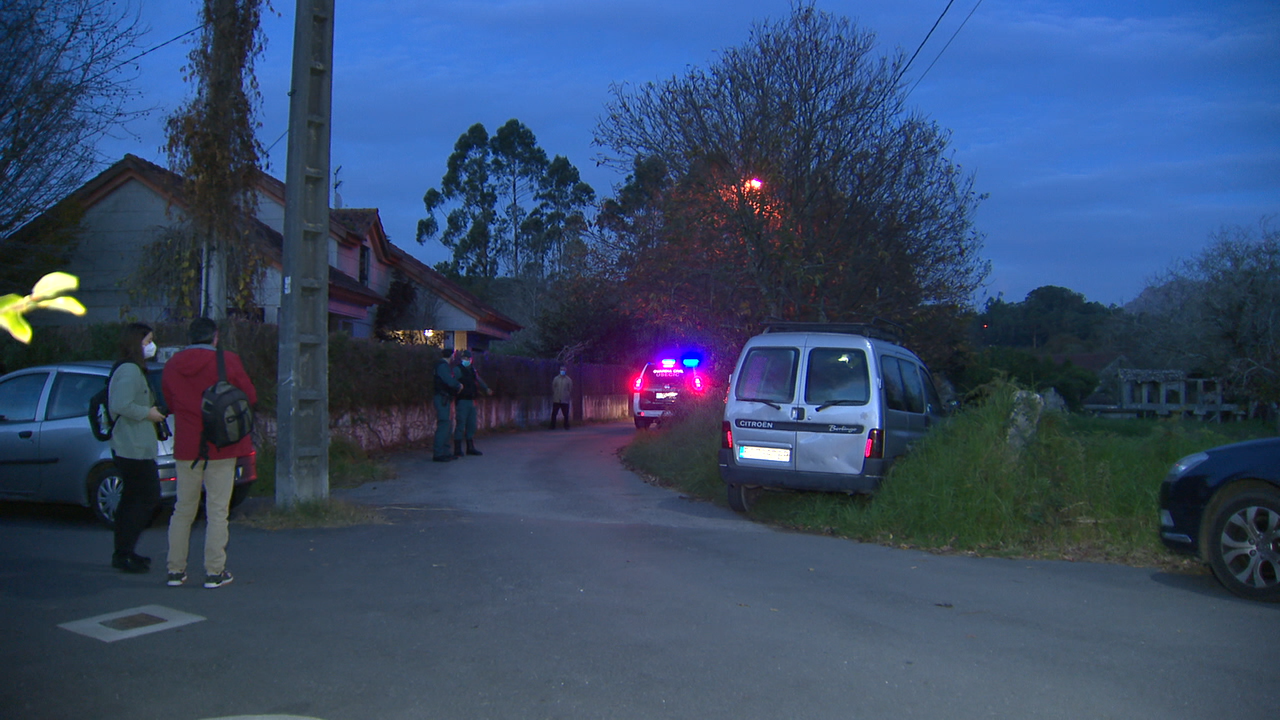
[{"left": 256, "top": 393, "right": 632, "bottom": 451}]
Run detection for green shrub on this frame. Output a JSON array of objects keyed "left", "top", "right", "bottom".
[{"left": 622, "top": 379, "right": 1273, "bottom": 567}]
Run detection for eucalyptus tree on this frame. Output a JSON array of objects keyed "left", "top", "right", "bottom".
[
  {"left": 419, "top": 121, "right": 594, "bottom": 280},
  {"left": 418, "top": 123, "right": 499, "bottom": 278},
  {"left": 594, "top": 2, "right": 988, "bottom": 348},
  {"left": 490, "top": 119, "right": 548, "bottom": 276},
  {"left": 529, "top": 155, "right": 596, "bottom": 277}
]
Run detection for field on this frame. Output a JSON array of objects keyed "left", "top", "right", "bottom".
[{"left": 622, "top": 382, "right": 1276, "bottom": 570}]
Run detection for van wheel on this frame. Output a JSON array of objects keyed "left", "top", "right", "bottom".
[
  {"left": 88, "top": 464, "right": 123, "bottom": 528},
  {"left": 634, "top": 417, "right": 652, "bottom": 430},
  {"left": 727, "top": 484, "right": 761, "bottom": 513}
]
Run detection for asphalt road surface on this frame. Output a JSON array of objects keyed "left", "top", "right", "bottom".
[{"left": 1, "top": 421, "right": 1276, "bottom": 720}]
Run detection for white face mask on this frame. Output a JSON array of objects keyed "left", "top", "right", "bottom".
[{"left": 143, "top": 341, "right": 157, "bottom": 359}]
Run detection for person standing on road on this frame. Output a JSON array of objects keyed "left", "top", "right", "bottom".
[
  {"left": 107, "top": 322, "right": 167, "bottom": 574},
  {"left": 432, "top": 348, "right": 461, "bottom": 462},
  {"left": 162, "top": 318, "right": 257, "bottom": 590},
  {"left": 452, "top": 349, "right": 492, "bottom": 457},
  {"left": 550, "top": 365, "right": 572, "bottom": 430}
]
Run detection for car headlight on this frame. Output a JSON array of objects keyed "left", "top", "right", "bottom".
[{"left": 1167, "top": 451, "right": 1208, "bottom": 479}]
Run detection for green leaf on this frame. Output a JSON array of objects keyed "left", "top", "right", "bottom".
[
  {"left": 0, "top": 310, "right": 33, "bottom": 344},
  {"left": 30, "top": 272, "right": 79, "bottom": 299},
  {"left": 35, "top": 297, "right": 86, "bottom": 315},
  {"left": 0, "top": 294, "right": 23, "bottom": 312}
]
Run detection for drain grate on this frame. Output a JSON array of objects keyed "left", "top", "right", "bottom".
[
  {"left": 59, "top": 605, "right": 205, "bottom": 642},
  {"left": 101, "top": 612, "right": 167, "bottom": 631}
]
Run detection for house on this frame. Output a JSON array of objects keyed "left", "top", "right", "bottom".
[{"left": 3, "top": 154, "right": 519, "bottom": 349}]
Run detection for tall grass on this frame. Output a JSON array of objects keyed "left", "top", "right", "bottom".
[{"left": 622, "top": 382, "right": 1274, "bottom": 567}]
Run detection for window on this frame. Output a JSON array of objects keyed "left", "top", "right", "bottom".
[
  {"left": 804, "top": 348, "right": 870, "bottom": 405},
  {"left": 46, "top": 372, "right": 105, "bottom": 421},
  {"left": 881, "top": 357, "right": 926, "bottom": 414},
  {"left": 880, "top": 356, "right": 907, "bottom": 412},
  {"left": 900, "top": 360, "right": 925, "bottom": 414},
  {"left": 359, "top": 245, "right": 371, "bottom": 286},
  {"left": 735, "top": 347, "right": 798, "bottom": 403},
  {"left": 0, "top": 373, "right": 49, "bottom": 422}
]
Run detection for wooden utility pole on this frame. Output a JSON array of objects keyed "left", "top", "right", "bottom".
[{"left": 276, "top": 0, "right": 334, "bottom": 507}]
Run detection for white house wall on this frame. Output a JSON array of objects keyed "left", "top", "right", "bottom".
[{"left": 52, "top": 178, "right": 176, "bottom": 325}]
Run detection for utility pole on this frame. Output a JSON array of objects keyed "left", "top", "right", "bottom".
[{"left": 276, "top": 0, "right": 334, "bottom": 507}]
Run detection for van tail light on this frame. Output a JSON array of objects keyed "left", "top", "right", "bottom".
[
  {"left": 722, "top": 421, "right": 733, "bottom": 450},
  {"left": 632, "top": 375, "right": 643, "bottom": 392},
  {"left": 864, "top": 428, "right": 884, "bottom": 459}
]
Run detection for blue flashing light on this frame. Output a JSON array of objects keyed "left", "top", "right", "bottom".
[
  {"left": 660, "top": 358, "right": 676, "bottom": 369},
  {"left": 682, "top": 357, "right": 700, "bottom": 368}
]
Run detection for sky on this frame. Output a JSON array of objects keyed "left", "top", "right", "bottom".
[{"left": 95, "top": 0, "right": 1280, "bottom": 309}]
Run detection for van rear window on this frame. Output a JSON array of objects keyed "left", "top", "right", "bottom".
[
  {"left": 804, "top": 348, "right": 870, "bottom": 405},
  {"left": 735, "top": 347, "right": 797, "bottom": 403}
]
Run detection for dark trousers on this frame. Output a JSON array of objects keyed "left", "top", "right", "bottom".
[
  {"left": 112, "top": 455, "right": 159, "bottom": 556},
  {"left": 550, "top": 402, "right": 570, "bottom": 429}
]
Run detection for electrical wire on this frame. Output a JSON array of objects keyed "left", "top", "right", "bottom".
[
  {"left": 907, "top": 0, "right": 985, "bottom": 97},
  {"left": 899, "top": 0, "right": 957, "bottom": 82}
]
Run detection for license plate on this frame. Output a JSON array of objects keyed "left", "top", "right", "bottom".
[
  {"left": 655, "top": 391, "right": 677, "bottom": 400},
  {"left": 738, "top": 445, "right": 791, "bottom": 462}
]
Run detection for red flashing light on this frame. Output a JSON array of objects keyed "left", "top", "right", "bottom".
[
  {"left": 692, "top": 375, "right": 705, "bottom": 392},
  {"left": 864, "top": 429, "right": 884, "bottom": 459},
  {"left": 632, "top": 375, "right": 643, "bottom": 392}
]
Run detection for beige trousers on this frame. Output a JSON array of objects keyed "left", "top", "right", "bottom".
[{"left": 166, "top": 457, "right": 236, "bottom": 575}]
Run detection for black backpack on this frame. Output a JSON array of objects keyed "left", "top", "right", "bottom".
[
  {"left": 197, "top": 347, "right": 254, "bottom": 462},
  {"left": 88, "top": 361, "right": 126, "bottom": 441}
]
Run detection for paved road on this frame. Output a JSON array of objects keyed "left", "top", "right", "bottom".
[{"left": 1, "top": 421, "right": 1276, "bottom": 719}]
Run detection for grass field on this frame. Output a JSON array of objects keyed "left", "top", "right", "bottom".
[{"left": 622, "top": 382, "right": 1276, "bottom": 570}]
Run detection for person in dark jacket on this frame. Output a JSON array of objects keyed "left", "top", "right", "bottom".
[
  {"left": 161, "top": 317, "right": 257, "bottom": 589},
  {"left": 433, "top": 350, "right": 461, "bottom": 462},
  {"left": 107, "top": 322, "right": 167, "bottom": 573},
  {"left": 451, "top": 349, "right": 492, "bottom": 457}
]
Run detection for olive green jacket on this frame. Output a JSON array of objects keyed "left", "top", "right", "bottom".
[{"left": 107, "top": 363, "right": 159, "bottom": 460}]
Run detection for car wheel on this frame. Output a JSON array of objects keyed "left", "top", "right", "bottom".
[
  {"left": 88, "top": 464, "right": 123, "bottom": 528},
  {"left": 727, "top": 483, "right": 761, "bottom": 513},
  {"left": 1205, "top": 488, "right": 1280, "bottom": 602},
  {"left": 634, "top": 417, "right": 651, "bottom": 430}
]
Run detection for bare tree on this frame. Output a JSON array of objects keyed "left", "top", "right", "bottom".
[
  {"left": 594, "top": 2, "right": 987, "bottom": 350},
  {"left": 131, "top": 0, "right": 269, "bottom": 319},
  {"left": 1114, "top": 220, "right": 1279, "bottom": 415},
  {"left": 0, "top": 0, "right": 145, "bottom": 240}
]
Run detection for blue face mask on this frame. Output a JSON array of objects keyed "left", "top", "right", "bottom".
[
  {"left": 462, "top": 360, "right": 472, "bottom": 367},
  {"left": 559, "top": 370, "right": 566, "bottom": 375}
]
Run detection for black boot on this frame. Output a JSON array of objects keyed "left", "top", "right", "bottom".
[
  {"left": 466, "top": 439, "right": 482, "bottom": 456},
  {"left": 454, "top": 440, "right": 464, "bottom": 458}
]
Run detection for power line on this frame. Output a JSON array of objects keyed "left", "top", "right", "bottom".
[
  {"left": 899, "top": 0, "right": 957, "bottom": 82},
  {"left": 908, "top": 0, "right": 985, "bottom": 97}
]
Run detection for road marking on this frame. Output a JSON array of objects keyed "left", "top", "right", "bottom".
[{"left": 58, "top": 604, "right": 204, "bottom": 642}]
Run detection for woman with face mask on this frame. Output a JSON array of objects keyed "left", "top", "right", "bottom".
[{"left": 106, "top": 322, "right": 167, "bottom": 573}]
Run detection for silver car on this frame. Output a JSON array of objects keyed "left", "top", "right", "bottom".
[{"left": 0, "top": 361, "right": 256, "bottom": 526}]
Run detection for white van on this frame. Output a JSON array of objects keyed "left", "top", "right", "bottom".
[{"left": 718, "top": 323, "right": 946, "bottom": 512}]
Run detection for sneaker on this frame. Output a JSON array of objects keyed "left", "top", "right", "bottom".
[
  {"left": 203, "top": 570, "right": 234, "bottom": 589},
  {"left": 166, "top": 571, "right": 187, "bottom": 587}
]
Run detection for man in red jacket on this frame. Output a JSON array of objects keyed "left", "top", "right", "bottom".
[{"left": 162, "top": 317, "right": 257, "bottom": 589}]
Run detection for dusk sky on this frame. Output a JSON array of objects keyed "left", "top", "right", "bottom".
[{"left": 96, "top": 0, "right": 1280, "bottom": 308}]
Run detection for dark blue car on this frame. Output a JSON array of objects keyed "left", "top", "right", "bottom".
[{"left": 1159, "top": 436, "right": 1280, "bottom": 602}]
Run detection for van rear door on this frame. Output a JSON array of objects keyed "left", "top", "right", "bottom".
[
  {"left": 879, "top": 354, "right": 928, "bottom": 459},
  {"left": 795, "top": 345, "right": 872, "bottom": 475},
  {"left": 728, "top": 345, "right": 799, "bottom": 470}
]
